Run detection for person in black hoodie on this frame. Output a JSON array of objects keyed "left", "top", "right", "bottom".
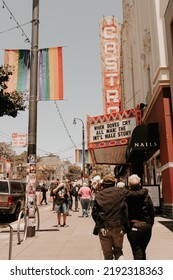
[
  {"left": 40, "top": 183, "right": 48, "bottom": 205},
  {"left": 125, "top": 174, "right": 155, "bottom": 260},
  {"left": 92, "top": 175, "right": 129, "bottom": 260}
]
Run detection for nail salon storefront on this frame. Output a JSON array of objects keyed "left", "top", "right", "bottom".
[{"left": 126, "top": 87, "right": 173, "bottom": 218}]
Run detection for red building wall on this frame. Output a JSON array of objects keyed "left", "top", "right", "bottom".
[{"left": 146, "top": 88, "right": 173, "bottom": 206}]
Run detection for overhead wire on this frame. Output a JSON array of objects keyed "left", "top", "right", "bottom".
[
  {"left": 54, "top": 101, "right": 78, "bottom": 150},
  {"left": 1, "top": 0, "right": 32, "bottom": 45},
  {"left": 0, "top": 21, "right": 31, "bottom": 35},
  {"left": 0, "top": 130, "right": 12, "bottom": 141}
]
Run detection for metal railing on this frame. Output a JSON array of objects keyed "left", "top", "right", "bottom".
[
  {"left": 0, "top": 205, "right": 40, "bottom": 259},
  {"left": 17, "top": 205, "right": 40, "bottom": 244},
  {"left": 0, "top": 223, "right": 13, "bottom": 260}
]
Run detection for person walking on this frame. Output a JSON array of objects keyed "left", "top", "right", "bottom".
[
  {"left": 125, "top": 174, "right": 155, "bottom": 260},
  {"left": 72, "top": 182, "right": 80, "bottom": 211},
  {"left": 64, "top": 179, "right": 72, "bottom": 215},
  {"left": 50, "top": 179, "right": 59, "bottom": 211},
  {"left": 91, "top": 175, "right": 129, "bottom": 260},
  {"left": 78, "top": 182, "right": 91, "bottom": 217},
  {"left": 53, "top": 182, "right": 69, "bottom": 227},
  {"left": 40, "top": 183, "right": 48, "bottom": 205}
]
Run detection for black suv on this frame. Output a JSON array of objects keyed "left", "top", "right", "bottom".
[{"left": 0, "top": 180, "right": 26, "bottom": 220}]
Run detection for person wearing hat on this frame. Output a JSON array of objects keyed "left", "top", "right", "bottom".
[
  {"left": 91, "top": 175, "right": 129, "bottom": 260},
  {"left": 125, "top": 174, "right": 155, "bottom": 260}
]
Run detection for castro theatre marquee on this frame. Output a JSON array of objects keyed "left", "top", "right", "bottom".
[{"left": 87, "top": 109, "right": 141, "bottom": 165}]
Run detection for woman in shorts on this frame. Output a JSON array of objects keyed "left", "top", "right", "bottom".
[{"left": 53, "top": 182, "right": 69, "bottom": 227}]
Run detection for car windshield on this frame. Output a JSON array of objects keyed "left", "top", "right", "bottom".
[{"left": 0, "top": 181, "right": 9, "bottom": 193}]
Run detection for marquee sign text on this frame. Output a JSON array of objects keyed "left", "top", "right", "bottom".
[{"left": 90, "top": 117, "right": 136, "bottom": 143}]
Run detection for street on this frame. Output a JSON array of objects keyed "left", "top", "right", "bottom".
[{"left": 0, "top": 199, "right": 173, "bottom": 260}]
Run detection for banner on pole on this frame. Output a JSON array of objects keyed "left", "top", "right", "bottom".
[
  {"left": 38, "top": 47, "right": 64, "bottom": 101},
  {"left": 4, "top": 49, "right": 30, "bottom": 95}
]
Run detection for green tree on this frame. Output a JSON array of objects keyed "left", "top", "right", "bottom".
[
  {"left": 65, "top": 164, "right": 81, "bottom": 181},
  {"left": 0, "top": 65, "right": 26, "bottom": 117},
  {"left": 0, "top": 142, "right": 15, "bottom": 159}
]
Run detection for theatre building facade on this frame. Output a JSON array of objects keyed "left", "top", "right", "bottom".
[
  {"left": 87, "top": 2, "right": 173, "bottom": 218},
  {"left": 121, "top": 0, "right": 173, "bottom": 217}
]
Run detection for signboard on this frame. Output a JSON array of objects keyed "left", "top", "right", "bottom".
[
  {"left": 12, "top": 133, "right": 27, "bottom": 148},
  {"left": 100, "top": 16, "right": 121, "bottom": 114},
  {"left": 89, "top": 117, "right": 136, "bottom": 143},
  {"left": 144, "top": 185, "right": 161, "bottom": 207},
  {"left": 6, "top": 161, "right": 11, "bottom": 173}
]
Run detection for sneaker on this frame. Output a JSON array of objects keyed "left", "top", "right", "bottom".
[
  {"left": 54, "top": 224, "right": 61, "bottom": 227},
  {"left": 62, "top": 224, "right": 69, "bottom": 228},
  {"left": 54, "top": 224, "right": 61, "bottom": 228}
]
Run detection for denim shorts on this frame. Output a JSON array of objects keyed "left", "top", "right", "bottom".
[{"left": 55, "top": 203, "right": 67, "bottom": 214}]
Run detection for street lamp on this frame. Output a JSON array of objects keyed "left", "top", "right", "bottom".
[{"left": 73, "top": 118, "right": 85, "bottom": 180}]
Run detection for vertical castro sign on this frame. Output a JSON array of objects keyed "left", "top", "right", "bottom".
[{"left": 100, "top": 16, "right": 121, "bottom": 114}]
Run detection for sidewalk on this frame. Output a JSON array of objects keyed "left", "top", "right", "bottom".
[{"left": 0, "top": 203, "right": 173, "bottom": 260}]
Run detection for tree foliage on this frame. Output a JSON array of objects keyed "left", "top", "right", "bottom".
[
  {"left": 65, "top": 164, "right": 81, "bottom": 181},
  {"left": 0, "top": 65, "right": 26, "bottom": 117},
  {"left": 0, "top": 142, "right": 15, "bottom": 159}
]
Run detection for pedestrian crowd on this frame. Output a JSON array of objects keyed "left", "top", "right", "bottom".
[{"left": 36, "top": 173, "right": 155, "bottom": 260}]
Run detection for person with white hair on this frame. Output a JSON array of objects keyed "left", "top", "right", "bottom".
[
  {"left": 125, "top": 174, "right": 155, "bottom": 260},
  {"left": 117, "top": 181, "right": 125, "bottom": 188},
  {"left": 128, "top": 174, "right": 141, "bottom": 187}
]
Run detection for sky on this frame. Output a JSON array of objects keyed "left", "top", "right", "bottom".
[{"left": 0, "top": 0, "right": 123, "bottom": 163}]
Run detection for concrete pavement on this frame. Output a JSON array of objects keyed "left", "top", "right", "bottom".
[{"left": 0, "top": 202, "right": 173, "bottom": 260}]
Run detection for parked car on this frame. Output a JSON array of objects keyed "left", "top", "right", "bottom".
[{"left": 0, "top": 179, "right": 26, "bottom": 220}]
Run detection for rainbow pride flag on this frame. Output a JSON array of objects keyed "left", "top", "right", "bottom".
[
  {"left": 4, "top": 49, "right": 30, "bottom": 94},
  {"left": 38, "top": 47, "right": 64, "bottom": 101}
]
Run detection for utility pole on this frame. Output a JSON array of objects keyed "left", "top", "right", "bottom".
[{"left": 26, "top": 0, "right": 39, "bottom": 237}]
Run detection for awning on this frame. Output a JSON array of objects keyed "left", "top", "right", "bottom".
[
  {"left": 126, "top": 123, "right": 160, "bottom": 162},
  {"left": 90, "top": 145, "right": 127, "bottom": 165}
]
